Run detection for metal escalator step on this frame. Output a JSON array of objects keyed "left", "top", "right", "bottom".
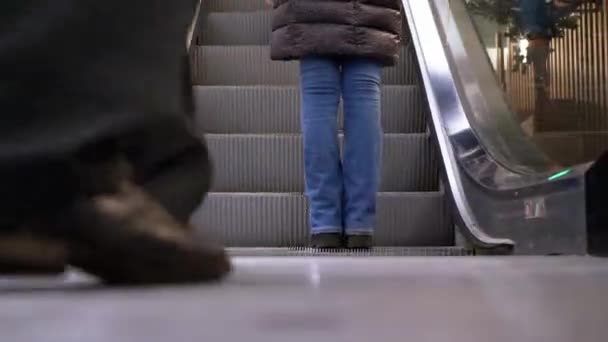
[
  {"left": 205, "top": 133, "right": 439, "bottom": 192},
  {"left": 203, "top": 0, "right": 267, "bottom": 12},
  {"left": 199, "top": 11, "right": 410, "bottom": 46},
  {"left": 192, "top": 192, "right": 453, "bottom": 247},
  {"left": 194, "top": 85, "right": 427, "bottom": 134},
  {"left": 191, "top": 46, "right": 417, "bottom": 85},
  {"left": 227, "top": 247, "right": 471, "bottom": 257},
  {"left": 200, "top": 11, "right": 272, "bottom": 46}
]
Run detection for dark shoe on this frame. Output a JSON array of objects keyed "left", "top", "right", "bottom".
[
  {"left": 55, "top": 180, "right": 231, "bottom": 285},
  {"left": 346, "top": 235, "right": 373, "bottom": 249},
  {"left": 0, "top": 233, "right": 67, "bottom": 275},
  {"left": 311, "top": 233, "right": 342, "bottom": 248}
]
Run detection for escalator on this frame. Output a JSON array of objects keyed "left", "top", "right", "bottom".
[
  {"left": 190, "top": 0, "right": 457, "bottom": 254},
  {"left": 189, "top": 0, "right": 606, "bottom": 255},
  {"left": 405, "top": 0, "right": 606, "bottom": 255}
]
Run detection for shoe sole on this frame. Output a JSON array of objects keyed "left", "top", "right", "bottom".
[{"left": 0, "top": 234, "right": 68, "bottom": 275}]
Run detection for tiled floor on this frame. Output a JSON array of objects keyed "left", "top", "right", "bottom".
[{"left": 1, "top": 256, "right": 608, "bottom": 342}]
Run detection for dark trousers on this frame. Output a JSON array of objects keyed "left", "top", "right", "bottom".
[{"left": 0, "top": 0, "right": 210, "bottom": 227}]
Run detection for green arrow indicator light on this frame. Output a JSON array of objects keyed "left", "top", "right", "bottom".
[{"left": 548, "top": 169, "right": 572, "bottom": 181}]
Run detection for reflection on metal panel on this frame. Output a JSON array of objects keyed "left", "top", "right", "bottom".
[
  {"left": 406, "top": 0, "right": 589, "bottom": 254},
  {"left": 505, "top": 1, "right": 607, "bottom": 166}
]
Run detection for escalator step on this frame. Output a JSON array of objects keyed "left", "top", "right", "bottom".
[
  {"left": 226, "top": 247, "right": 471, "bottom": 257},
  {"left": 199, "top": 11, "right": 272, "bottom": 46},
  {"left": 194, "top": 85, "right": 427, "bottom": 134},
  {"left": 199, "top": 11, "right": 409, "bottom": 46},
  {"left": 202, "top": 0, "right": 267, "bottom": 12},
  {"left": 192, "top": 192, "right": 453, "bottom": 247},
  {"left": 190, "top": 1, "right": 455, "bottom": 249},
  {"left": 205, "top": 133, "right": 439, "bottom": 192},
  {"left": 190, "top": 46, "right": 418, "bottom": 86}
]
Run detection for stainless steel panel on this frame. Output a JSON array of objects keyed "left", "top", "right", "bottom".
[{"left": 402, "top": 0, "right": 590, "bottom": 254}]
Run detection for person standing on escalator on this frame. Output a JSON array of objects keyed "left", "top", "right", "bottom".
[{"left": 266, "top": 0, "right": 402, "bottom": 248}]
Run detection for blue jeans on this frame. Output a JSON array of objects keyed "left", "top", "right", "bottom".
[{"left": 299, "top": 56, "right": 383, "bottom": 236}]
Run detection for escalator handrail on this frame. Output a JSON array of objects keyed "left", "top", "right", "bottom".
[
  {"left": 437, "top": 0, "right": 554, "bottom": 176},
  {"left": 187, "top": 0, "right": 203, "bottom": 52},
  {"left": 401, "top": 0, "right": 516, "bottom": 249},
  {"left": 410, "top": 0, "right": 588, "bottom": 194}
]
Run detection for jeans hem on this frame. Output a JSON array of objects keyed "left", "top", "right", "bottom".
[
  {"left": 345, "top": 229, "right": 374, "bottom": 236},
  {"left": 311, "top": 227, "right": 342, "bottom": 235}
]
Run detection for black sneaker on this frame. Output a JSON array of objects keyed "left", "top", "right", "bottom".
[
  {"left": 346, "top": 235, "right": 373, "bottom": 249},
  {"left": 310, "top": 233, "right": 342, "bottom": 248}
]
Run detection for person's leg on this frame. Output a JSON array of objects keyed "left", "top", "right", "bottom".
[
  {"left": 124, "top": 120, "right": 212, "bottom": 225},
  {"left": 341, "top": 57, "right": 383, "bottom": 248},
  {"left": 136, "top": 139, "right": 212, "bottom": 225},
  {"left": 124, "top": 53, "right": 211, "bottom": 225},
  {"left": 300, "top": 57, "right": 343, "bottom": 247},
  {"left": 0, "top": 0, "right": 230, "bottom": 282}
]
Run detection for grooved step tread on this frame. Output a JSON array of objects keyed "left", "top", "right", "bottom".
[
  {"left": 226, "top": 247, "right": 471, "bottom": 256},
  {"left": 204, "top": 133, "right": 438, "bottom": 192},
  {"left": 202, "top": 0, "right": 267, "bottom": 12},
  {"left": 194, "top": 85, "right": 427, "bottom": 134},
  {"left": 192, "top": 192, "right": 453, "bottom": 247},
  {"left": 191, "top": 46, "right": 418, "bottom": 86},
  {"left": 199, "top": 11, "right": 272, "bottom": 45},
  {"left": 199, "top": 11, "right": 408, "bottom": 46}
]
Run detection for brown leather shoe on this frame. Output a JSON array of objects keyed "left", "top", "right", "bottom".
[
  {"left": 54, "top": 180, "right": 231, "bottom": 285},
  {"left": 0, "top": 233, "right": 68, "bottom": 275}
]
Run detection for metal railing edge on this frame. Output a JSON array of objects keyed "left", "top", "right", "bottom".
[{"left": 401, "top": 0, "right": 515, "bottom": 251}]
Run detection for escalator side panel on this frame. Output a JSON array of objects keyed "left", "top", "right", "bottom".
[
  {"left": 402, "top": 0, "right": 515, "bottom": 252},
  {"left": 403, "top": 0, "right": 588, "bottom": 255}
]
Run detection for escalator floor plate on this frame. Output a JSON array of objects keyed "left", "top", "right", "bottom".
[
  {"left": 227, "top": 246, "right": 472, "bottom": 257},
  {"left": 1, "top": 256, "right": 607, "bottom": 342}
]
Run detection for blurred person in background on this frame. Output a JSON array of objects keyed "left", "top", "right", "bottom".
[{"left": 0, "top": 0, "right": 230, "bottom": 284}]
